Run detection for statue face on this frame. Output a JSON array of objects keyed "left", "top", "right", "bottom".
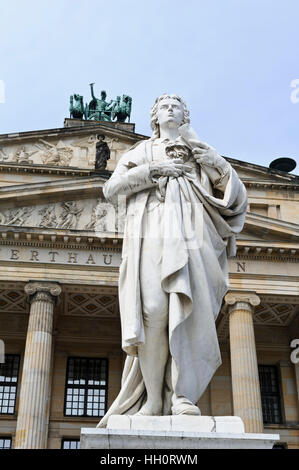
[{"left": 156, "top": 98, "right": 184, "bottom": 130}]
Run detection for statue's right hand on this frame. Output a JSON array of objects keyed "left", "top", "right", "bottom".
[{"left": 149, "top": 160, "right": 192, "bottom": 179}]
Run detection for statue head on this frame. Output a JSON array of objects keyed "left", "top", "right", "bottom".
[
  {"left": 150, "top": 94, "right": 190, "bottom": 139},
  {"left": 101, "top": 90, "right": 107, "bottom": 100}
]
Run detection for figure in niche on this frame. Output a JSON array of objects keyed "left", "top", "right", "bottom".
[{"left": 95, "top": 135, "right": 110, "bottom": 170}]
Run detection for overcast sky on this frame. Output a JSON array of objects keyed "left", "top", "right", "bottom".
[{"left": 0, "top": 0, "right": 298, "bottom": 173}]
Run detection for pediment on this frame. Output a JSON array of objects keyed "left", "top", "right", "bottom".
[
  {"left": 238, "top": 212, "right": 299, "bottom": 244},
  {"left": 228, "top": 157, "right": 299, "bottom": 186},
  {"left": 0, "top": 122, "right": 141, "bottom": 172}
]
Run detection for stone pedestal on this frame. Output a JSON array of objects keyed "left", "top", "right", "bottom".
[
  {"left": 15, "top": 282, "right": 61, "bottom": 449},
  {"left": 225, "top": 291, "right": 264, "bottom": 433},
  {"left": 80, "top": 415, "right": 279, "bottom": 449}
]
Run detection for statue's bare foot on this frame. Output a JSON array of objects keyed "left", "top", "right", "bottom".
[{"left": 135, "top": 400, "right": 162, "bottom": 416}]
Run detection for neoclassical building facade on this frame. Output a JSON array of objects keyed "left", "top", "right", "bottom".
[{"left": 0, "top": 118, "right": 298, "bottom": 449}]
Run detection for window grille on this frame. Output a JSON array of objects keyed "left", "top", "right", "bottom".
[
  {"left": 64, "top": 357, "right": 108, "bottom": 418},
  {"left": 0, "top": 355, "right": 20, "bottom": 414},
  {"left": 0, "top": 437, "right": 12, "bottom": 449},
  {"left": 258, "top": 365, "right": 283, "bottom": 424},
  {"left": 61, "top": 439, "right": 80, "bottom": 449}
]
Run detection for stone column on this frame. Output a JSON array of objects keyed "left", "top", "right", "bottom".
[
  {"left": 15, "top": 282, "right": 61, "bottom": 449},
  {"left": 225, "top": 291, "right": 264, "bottom": 433}
]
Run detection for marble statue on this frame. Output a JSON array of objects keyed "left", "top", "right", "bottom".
[{"left": 97, "top": 93, "right": 247, "bottom": 427}]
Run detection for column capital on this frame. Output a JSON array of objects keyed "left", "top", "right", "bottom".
[
  {"left": 24, "top": 282, "right": 61, "bottom": 304},
  {"left": 225, "top": 290, "right": 260, "bottom": 313}
]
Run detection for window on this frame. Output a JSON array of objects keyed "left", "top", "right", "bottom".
[
  {"left": 258, "top": 365, "right": 282, "bottom": 424},
  {"left": 61, "top": 439, "right": 80, "bottom": 449},
  {"left": 0, "top": 437, "right": 12, "bottom": 449},
  {"left": 0, "top": 355, "right": 20, "bottom": 414},
  {"left": 64, "top": 357, "right": 108, "bottom": 418}
]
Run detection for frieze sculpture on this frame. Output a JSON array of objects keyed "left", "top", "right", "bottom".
[
  {"left": 1, "top": 207, "right": 34, "bottom": 226},
  {"left": 0, "top": 147, "right": 11, "bottom": 162},
  {"left": 97, "top": 93, "right": 247, "bottom": 427},
  {"left": 85, "top": 199, "right": 106, "bottom": 230},
  {"left": 69, "top": 83, "right": 132, "bottom": 123},
  {"left": 0, "top": 146, "right": 38, "bottom": 164},
  {"left": 58, "top": 201, "right": 83, "bottom": 229},
  {"left": 13, "top": 146, "right": 38, "bottom": 164},
  {"left": 33, "top": 139, "right": 74, "bottom": 166},
  {"left": 39, "top": 205, "right": 58, "bottom": 228}
]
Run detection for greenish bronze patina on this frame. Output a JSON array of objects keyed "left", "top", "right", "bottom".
[
  {"left": 69, "top": 84, "right": 132, "bottom": 122},
  {"left": 69, "top": 94, "right": 85, "bottom": 120}
]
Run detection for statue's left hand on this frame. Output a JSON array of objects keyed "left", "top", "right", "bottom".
[
  {"left": 192, "top": 143, "right": 227, "bottom": 172},
  {"left": 192, "top": 142, "right": 230, "bottom": 188}
]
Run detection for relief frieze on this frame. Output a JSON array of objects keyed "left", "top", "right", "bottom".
[
  {"left": 0, "top": 198, "right": 122, "bottom": 233},
  {"left": 0, "top": 134, "right": 126, "bottom": 169}
]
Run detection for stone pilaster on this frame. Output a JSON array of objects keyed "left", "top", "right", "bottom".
[
  {"left": 15, "top": 282, "right": 61, "bottom": 449},
  {"left": 225, "top": 291, "right": 264, "bottom": 433}
]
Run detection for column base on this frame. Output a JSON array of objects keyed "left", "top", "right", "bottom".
[{"left": 80, "top": 415, "right": 280, "bottom": 449}]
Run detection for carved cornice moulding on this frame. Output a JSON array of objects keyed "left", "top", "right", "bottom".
[
  {"left": 0, "top": 122, "right": 145, "bottom": 145},
  {"left": 0, "top": 227, "right": 121, "bottom": 249},
  {"left": 0, "top": 175, "right": 107, "bottom": 202},
  {"left": 243, "top": 181, "right": 299, "bottom": 191},
  {"left": 0, "top": 162, "right": 106, "bottom": 177},
  {"left": 0, "top": 226, "right": 298, "bottom": 261}
]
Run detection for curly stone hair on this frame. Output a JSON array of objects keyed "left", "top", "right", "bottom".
[{"left": 150, "top": 93, "right": 190, "bottom": 139}]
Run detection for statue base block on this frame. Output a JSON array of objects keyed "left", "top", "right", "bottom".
[{"left": 80, "top": 415, "right": 280, "bottom": 449}]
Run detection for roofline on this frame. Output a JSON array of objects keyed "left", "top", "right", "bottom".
[
  {"left": 0, "top": 121, "right": 148, "bottom": 144},
  {"left": 225, "top": 155, "right": 299, "bottom": 182},
  {"left": 0, "top": 122, "right": 297, "bottom": 181}
]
